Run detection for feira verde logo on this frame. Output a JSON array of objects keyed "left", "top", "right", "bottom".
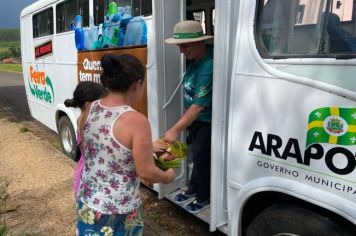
[{"left": 28, "top": 65, "right": 54, "bottom": 103}]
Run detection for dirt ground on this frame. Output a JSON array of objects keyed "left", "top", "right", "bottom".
[
  {"left": 0, "top": 118, "right": 77, "bottom": 235},
  {"left": 0, "top": 117, "right": 223, "bottom": 236}
]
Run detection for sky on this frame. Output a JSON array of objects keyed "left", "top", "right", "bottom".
[{"left": 0, "top": 0, "right": 37, "bottom": 29}]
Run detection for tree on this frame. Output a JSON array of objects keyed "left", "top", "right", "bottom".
[
  {"left": 8, "top": 44, "right": 21, "bottom": 58},
  {"left": 0, "top": 51, "right": 11, "bottom": 60}
]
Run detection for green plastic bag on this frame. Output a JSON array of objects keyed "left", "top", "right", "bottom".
[{"left": 153, "top": 141, "right": 188, "bottom": 170}]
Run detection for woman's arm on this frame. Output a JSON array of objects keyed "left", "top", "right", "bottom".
[
  {"left": 122, "top": 112, "right": 176, "bottom": 184},
  {"left": 77, "top": 102, "right": 91, "bottom": 149}
]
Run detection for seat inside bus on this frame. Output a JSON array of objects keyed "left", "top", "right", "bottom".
[{"left": 326, "top": 12, "right": 356, "bottom": 53}]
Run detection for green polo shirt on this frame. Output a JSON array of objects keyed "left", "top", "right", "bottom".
[{"left": 183, "top": 47, "right": 213, "bottom": 122}]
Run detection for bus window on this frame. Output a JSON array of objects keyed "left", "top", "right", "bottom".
[
  {"left": 192, "top": 10, "right": 206, "bottom": 34},
  {"left": 80, "top": 0, "right": 89, "bottom": 28},
  {"left": 94, "top": 0, "right": 132, "bottom": 25},
  {"left": 256, "top": 0, "right": 356, "bottom": 58},
  {"left": 56, "top": 0, "right": 89, "bottom": 33},
  {"left": 132, "top": 0, "right": 152, "bottom": 17},
  {"left": 94, "top": 0, "right": 152, "bottom": 26},
  {"left": 89, "top": 0, "right": 150, "bottom": 49},
  {"left": 33, "top": 8, "right": 53, "bottom": 38},
  {"left": 94, "top": 0, "right": 105, "bottom": 26}
]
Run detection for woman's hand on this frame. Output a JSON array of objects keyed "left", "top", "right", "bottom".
[
  {"left": 164, "top": 168, "right": 176, "bottom": 183},
  {"left": 153, "top": 140, "right": 169, "bottom": 153}
]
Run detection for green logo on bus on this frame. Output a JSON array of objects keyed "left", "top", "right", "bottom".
[{"left": 28, "top": 66, "right": 54, "bottom": 104}]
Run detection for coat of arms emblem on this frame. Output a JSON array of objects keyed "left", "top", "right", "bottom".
[{"left": 326, "top": 117, "right": 344, "bottom": 134}]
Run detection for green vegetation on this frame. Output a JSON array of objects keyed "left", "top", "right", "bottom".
[
  {"left": 0, "top": 42, "right": 20, "bottom": 48},
  {"left": 0, "top": 30, "right": 20, "bottom": 42},
  {"left": 0, "top": 224, "right": 6, "bottom": 236},
  {"left": 19, "top": 127, "right": 30, "bottom": 133},
  {"left": 0, "top": 48, "right": 9, "bottom": 53},
  {"left": 0, "top": 42, "right": 20, "bottom": 55},
  {"left": 0, "top": 30, "right": 21, "bottom": 61},
  {"left": 0, "top": 180, "right": 7, "bottom": 236},
  {"left": 0, "top": 64, "right": 22, "bottom": 73},
  {"left": 0, "top": 51, "right": 11, "bottom": 60},
  {"left": 0, "top": 44, "right": 21, "bottom": 61}
]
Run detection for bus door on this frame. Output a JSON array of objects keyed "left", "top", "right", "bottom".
[{"left": 152, "top": 0, "right": 187, "bottom": 199}]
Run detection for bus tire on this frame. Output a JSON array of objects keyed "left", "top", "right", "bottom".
[
  {"left": 58, "top": 116, "right": 77, "bottom": 161},
  {"left": 246, "top": 204, "right": 353, "bottom": 236}
]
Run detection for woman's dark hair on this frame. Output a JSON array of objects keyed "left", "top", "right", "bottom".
[
  {"left": 64, "top": 81, "right": 107, "bottom": 109},
  {"left": 100, "top": 54, "right": 145, "bottom": 92}
]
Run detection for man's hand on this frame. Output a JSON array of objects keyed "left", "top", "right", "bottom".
[
  {"left": 164, "top": 104, "right": 204, "bottom": 143},
  {"left": 164, "top": 129, "right": 179, "bottom": 143}
]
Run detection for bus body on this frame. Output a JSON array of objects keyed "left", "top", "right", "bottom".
[{"left": 21, "top": 0, "right": 356, "bottom": 235}]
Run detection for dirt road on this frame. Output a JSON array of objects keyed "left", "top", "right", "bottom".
[{"left": 0, "top": 118, "right": 76, "bottom": 235}]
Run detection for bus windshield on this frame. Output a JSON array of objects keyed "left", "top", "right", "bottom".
[{"left": 256, "top": 0, "right": 356, "bottom": 58}]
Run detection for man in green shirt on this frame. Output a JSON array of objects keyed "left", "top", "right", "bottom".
[{"left": 164, "top": 20, "right": 213, "bottom": 213}]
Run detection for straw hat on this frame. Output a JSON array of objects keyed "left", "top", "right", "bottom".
[{"left": 165, "top": 20, "right": 213, "bottom": 44}]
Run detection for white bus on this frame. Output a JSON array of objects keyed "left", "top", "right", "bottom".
[{"left": 21, "top": 0, "right": 356, "bottom": 235}]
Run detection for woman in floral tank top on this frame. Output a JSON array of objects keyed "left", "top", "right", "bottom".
[{"left": 76, "top": 54, "right": 175, "bottom": 236}]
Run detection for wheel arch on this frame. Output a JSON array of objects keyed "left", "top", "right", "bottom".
[
  {"left": 55, "top": 104, "right": 78, "bottom": 133},
  {"left": 228, "top": 177, "right": 356, "bottom": 236}
]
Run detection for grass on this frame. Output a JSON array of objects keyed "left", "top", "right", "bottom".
[
  {"left": 0, "top": 30, "right": 20, "bottom": 42},
  {"left": 0, "top": 41, "right": 21, "bottom": 58},
  {"left": 0, "top": 224, "right": 6, "bottom": 236},
  {"left": 0, "top": 48, "right": 8, "bottom": 53},
  {"left": 0, "top": 180, "right": 7, "bottom": 236},
  {"left": 19, "top": 127, "right": 30, "bottom": 133},
  {"left": 0, "top": 64, "right": 22, "bottom": 73},
  {"left": 0, "top": 42, "right": 20, "bottom": 48}
]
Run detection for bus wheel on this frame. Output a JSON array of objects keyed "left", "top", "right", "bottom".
[
  {"left": 58, "top": 116, "right": 77, "bottom": 161},
  {"left": 246, "top": 204, "right": 352, "bottom": 236}
]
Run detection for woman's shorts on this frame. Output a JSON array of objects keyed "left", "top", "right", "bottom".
[{"left": 76, "top": 201, "right": 144, "bottom": 236}]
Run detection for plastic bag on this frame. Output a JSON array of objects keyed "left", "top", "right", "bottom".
[{"left": 153, "top": 141, "right": 188, "bottom": 170}]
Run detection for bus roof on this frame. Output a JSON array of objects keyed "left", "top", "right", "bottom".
[{"left": 20, "top": 0, "right": 57, "bottom": 18}]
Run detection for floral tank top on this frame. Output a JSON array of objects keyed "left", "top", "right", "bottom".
[{"left": 78, "top": 100, "right": 141, "bottom": 215}]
